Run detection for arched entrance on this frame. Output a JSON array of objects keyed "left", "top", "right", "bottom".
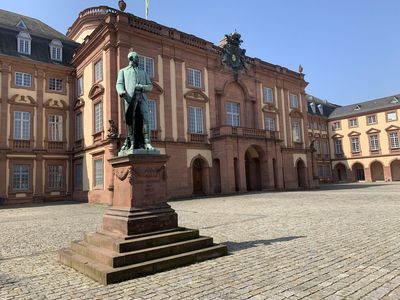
[
  {"left": 370, "top": 161, "right": 384, "bottom": 181},
  {"left": 296, "top": 159, "right": 307, "bottom": 188},
  {"left": 352, "top": 163, "right": 365, "bottom": 181},
  {"left": 334, "top": 163, "right": 347, "bottom": 182},
  {"left": 192, "top": 157, "right": 208, "bottom": 195},
  {"left": 390, "top": 160, "right": 400, "bottom": 181},
  {"left": 245, "top": 146, "right": 263, "bottom": 191}
]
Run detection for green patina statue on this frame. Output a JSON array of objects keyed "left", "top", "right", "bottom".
[{"left": 116, "top": 51, "right": 157, "bottom": 155}]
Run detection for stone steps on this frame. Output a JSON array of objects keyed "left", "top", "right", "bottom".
[{"left": 59, "top": 228, "right": 227, "bottom": 284}]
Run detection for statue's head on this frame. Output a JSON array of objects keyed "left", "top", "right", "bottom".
[{"left": 128, "top": 51, "right": 139, "bottom": 66}]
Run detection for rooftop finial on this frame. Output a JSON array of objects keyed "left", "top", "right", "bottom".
[
  {"left": 298, "top": 64, "right": 303, "bottom": 74},
  {"left": 118, "top": 0, "right": 126, "bottom": 12}
]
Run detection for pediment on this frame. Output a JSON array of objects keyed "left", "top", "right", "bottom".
[
  {"left": 347, "top": 131, "right": 361, "bottom": 137},
  {"left": 88, "top": 83, "right": 104, "bottom": 100},
  {"left": 184, "top": 89, "right": 209, "bottom": 102},
  {"left": 332, "top": 133, "right": 344, "bottom": 139},
  {"left": 366, "top": 128, "right": 381, "bottom": 134},
  {"left": 385, "top": 125, "right": 400, "bottom": 132},
  {"left": 314, "top": 133, "right": 321, "bottom": 138},
  {"left": 262, "top": 104, "right": 278, "bottom": 113},
  {"left": 44, "top": 98, "right": 68, "bottom": 109},
  {"left": 322, "top": 134, "right": 327, "bottom": 138},
  {"left": 8, "top": 94, "right": 36, "bottom": 106},
  {"left": 74, "top": 98, "right": 85, "bottom": 110},
  {"left": 150, "top": 81, "right": 164, "bottom": 95},
  {"left": 289, "top": 109, "right": 303, "bottom": 119}
]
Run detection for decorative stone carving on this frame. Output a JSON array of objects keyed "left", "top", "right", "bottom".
[
  {"left": 107, "top": 120, "right": 119, "bottom": 139},
  {"left": 220, "top": 32, "right": 247, "bottom": 81},
  {"left": 88, "top": 83, "right": 105, "bottom": 100},
  {"left": 8, "top": 94, "right": 36, "bottom": 105},
  {"left": 73, "top": 98, "right": 85, "bottom": 110},
  {"left": 184, "top": 89, "right": 209, "bottom": 102}
]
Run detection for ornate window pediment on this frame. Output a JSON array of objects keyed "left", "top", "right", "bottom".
[
  {"left": 366, "top": 128, "right": 381, "bottom": 134},
  {"left": 8, "top": 94, "right": 36, "bottom": 106},
  {"left": 332, "top": 133, "right": 344, "bottom": 139},
  {"left": 88, "top": 83, "right": 104, "bottom": 100},
  {"left": 289, "top": 108, "right": 303, "bottom": 119},
  {"left": 385, "top": 125, "right": 400, "bottom": 132},
  {"left": 44, "top": 98, "right": 68, "bottom": 109},
  {"left": 150, "top": 81, "right": 164, "bottom": 95},
  {"left": 262, "top": 104, "right": 278, "bottom": 113},
  {"left": 347, "top": 131, "right": 361, "bottom": 137},
  {"left": 74, "top": 98, "right": 85, "bottom": 110},
  {"left": 184, "top": 89, "right": 209, "bottom": 102}
]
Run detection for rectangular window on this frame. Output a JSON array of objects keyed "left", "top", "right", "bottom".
[
  {"left": 75, "top": 112, "right": 83, "bottom": 141},
  {"left": 13, "top": 111, "right": 30, "bottom": 140},
  {"left": 188, "top": 106, "right": 204, "bottom": 134},
  {"left": 387, "top": 111, "right": 397, "bottom": 122},
  {"left": 13, "top": 164, "right": 29, "bottom": 190},
  {"left": 48, "top": 115, "right": 63, "bottom": 141},
  {"left": 351, "top": 137, "right": 360, "bottom": 153},
  {"left": 74, "top": 163, "right": 83, "bottom": 190},
  {"left": 18, "top": 38, "right": 30, "bottom": 54},
  {"left": 94, "top": 159, "right": 103, "bottom": 187},
  {"left": 187, "top": 68, "right": 202, "bottom": 88},
  {"left": 290, "top": 94, "right": 299, "bottom": 108},
  {"left": 226, "top": 102, "right": 240, "bottom": 127},
  {"left": 94, "top": 59, "right": 103, "bottom": 82},
  {"left": 94, "top": 102, "right": 103, "bottom": 133},
  {"left": 148, "top": 100, "right": 157, "bottom": 130},
  {"left": 138, "top": 55, "right": 154, "bottom": 78},
  {"left": 321, "top": 123, "right": 328, "bottom": 131},
  {"left": 367, "top": 115, "right": 377, "bottom": 125},
  {"left": 77, "top": 76, "right": 84, "bottom": 96},
  {"left": 50, "top": 46, "right": 62, "bottom": 61},
  {"left": 48, "top": 165, "right": 63, "bottom": 189},
  {"left": 49, "top": 78, "right": 63, "bottom": 92},
  {"left": 369, "top": 135, "right": 379, "bottom": 151},
  {"left": 263, "top": 87, "right": 273, "bottom": 103},
  {"left": 334, "top": 139, "right": 343, "bottom": 154},
  {"left": 264, "top": 117, "right": 275, "bottom": 131},
  {"left": 15, "top": 72, "right": 32, "bottom": 87},
  {"left": 314, "top": 140, "right": 320, "bottom": 154},
  {"left": 292, "top": 121, "right": 302, "bottom": 142},
  {"left": 389, "top": 132, "right": 399, "bottom": 149},
  {"left": 333, "top": 121, "right": 341, "bottom": 130},
  {"left": 349, "top": 118, "right": 358, "bottom": 127},
  {"left": 323, "top": 140, "right": 329, "bottom": 154}
]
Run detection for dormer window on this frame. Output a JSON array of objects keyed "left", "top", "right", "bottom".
[
  {"left": 354, "top": 104, "right": 361, "bottom": 111},
  {"left": 50, "top": 39, "right": 63, "bottom": 61},
  {"left": 317, "top": 104, "right": 324, "bottom": 115},
  {"left": 309, "top": 102, "right": 316, "bottom": 113},
  {"left": 17, "top": 31, "right": 31, "bottom": 55},
  {"left": 16, "top": 19, "right": 28, "bottom": 30},
  {"left": 390, "top": 97, "right": 399, "bottom": 104}
]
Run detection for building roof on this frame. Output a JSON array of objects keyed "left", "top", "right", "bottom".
[
  {"left": 329, "top": 94, "right": 400, "bottom": 119},
  {"left": 306, "top": 94, "right": 340, "bottom": 118},
  {"left": 0, "top": 9, "right": 78, "bottom": 66}
]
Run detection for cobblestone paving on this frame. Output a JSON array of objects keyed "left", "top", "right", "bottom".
[{"left": 1, "top": 183, "right": 400, "bottom": 299}]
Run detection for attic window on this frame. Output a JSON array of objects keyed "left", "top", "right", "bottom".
[
  {"left": 309, "top": 102, "right": 316, "bottom": 113},
  {"left": 354, "top": 104, "right": 361, "bottom": 111},
  {"left": 50, "top": 39, "right": 63, "bottom": 61},
  {"left": 390, "top": 97, "right": 399, "bottom": 104},
  {"left": 16, "top": 20, "right": 27, "bottom": 30},
  {"left": 17, "top": 31, "right": 31, "bottom": 55},
  {"left": 317, "top": 104, "right": 323, "bottom": 115}
]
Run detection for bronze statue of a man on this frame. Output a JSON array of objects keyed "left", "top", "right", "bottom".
[{"left": 116, "top": 51, "right": 154, "bottom": 154}]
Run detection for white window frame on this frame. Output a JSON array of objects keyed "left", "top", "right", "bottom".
[
  {"left": 48, "top": 115, "right": 63, "bottom": 141},
  {"left": 226, "top": 102, "right": 240, "bottom": 127},
  {"left": 49, "top": 78, "right": 63, "bottom": 92},
  {"left": 188, "top": 106, "right": 204, "bottom": 134},
  {"left": 367, "top": 115, "right": 377, "bottom": 125},
  {"left": 13, "top": 164, "right": 29, "bottom": 190},
  {"left": 17, "top": 31, "right": 31, "bottom": 55},
  {"left": 75, "top": 112, "right": 83, "bottom": 141},
  {"left": 138, "top": 55, "right": 154, "bottom": 78},
  {"left": 351, "top": 137, "right": 360, "bottom": 153},
  {"left": 187, "top": 68, "right": 202, "bottom": 88},
  {"left": 94, "top": 59, "right": 103, "bottom": 82},
  {"left": 349, "top": 118, "right": 358, "bottom": 127},
  {"left": 369, "top": 134, "right": 379, "bottom": 151},
  {"left": 48, "top": 165, "right": 63, "bottom": 189},
  {"left": 264, "top": 116, "right": 275, "bottom": 131},
  {"left": 292, "top": 121, "right": 302, "bottom": 142},
  {"left": 77, "top": 76, "right": 84, "bottom": 96},
  {"left": 94, "top": 102, "right": 103, "bottom": 133},
  {"left": 290, "top": 94, "right": 299, "bottom": 108},
  {"left": 49, "top": 39, "right": 63, "bottom": 61},
  {"left": 94, "top": 158, "right": 104, "bottom": 187},
  {"left": 263, "top": 87, "right": 273, "bottom": 104},
  {"left": 13, "top": 111, "right": 30, "bottom": 140},
  {"left": 334, "top": 139, "right": 343, "bottom": 155},
  {"left": 15, "top": 72, "right": 32, "bottom": 87},
  {"left": 148, "top": 100, "right": 157, "bottom": 130},
  {"left": 389, "top": 132, "right": 399, "bottom": 149},
  {"left": 387, "top": 111, "right": 397, "bottom": 122},
  {"left": 333, "top": 121, "right": 341, "bottom": 130}
]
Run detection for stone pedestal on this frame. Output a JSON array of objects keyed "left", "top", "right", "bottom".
[{"left": 59, "top": 154, "right": 227, "bottom": 285}]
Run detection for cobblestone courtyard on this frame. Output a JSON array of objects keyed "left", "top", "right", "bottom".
[{"left": 1, "top": 183, "right": 400, "bottom": 300}]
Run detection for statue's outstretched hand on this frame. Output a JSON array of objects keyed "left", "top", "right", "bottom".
[{"left": 135, "top": 84, "right": 144, "bottom": 92}]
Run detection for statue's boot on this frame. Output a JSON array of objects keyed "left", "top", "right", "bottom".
[{"left": 143, "top": 124, "right": 154, "bottom": 150}]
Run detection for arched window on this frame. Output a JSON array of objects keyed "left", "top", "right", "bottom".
[
  {"left": 17, "top": 31, "right": 31, "bottom": 55},
  {"left": 49, "top": 39, "right": 63, "bottom": 61}
]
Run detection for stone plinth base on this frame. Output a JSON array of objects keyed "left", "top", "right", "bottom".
[{"left": 59, "top": 154, "right": 227, "bottom": 284}]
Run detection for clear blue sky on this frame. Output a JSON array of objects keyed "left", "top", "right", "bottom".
[{"left": 2, "top": 0, "right": 399, "bottom": 106}]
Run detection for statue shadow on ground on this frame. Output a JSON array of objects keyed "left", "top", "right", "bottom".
[{"left": 224, "top": 236, "right": 306, "bottom": 253}]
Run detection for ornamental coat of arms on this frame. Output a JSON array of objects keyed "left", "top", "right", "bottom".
[{"left": 221, "top": 32, "right": 247, "bottom": 80}]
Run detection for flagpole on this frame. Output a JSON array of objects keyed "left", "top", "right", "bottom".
[{"left": 145, "top": 0, "right": 149, "bottom": 20}]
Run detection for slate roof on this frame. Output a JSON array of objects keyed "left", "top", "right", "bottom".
[
  {"left": 329, "top": 94, "right": 400, "bottom": 119},
  {"left": 306, "top": 94, "right": 340, "bottom": 118},
  {"left": 0, "top": 9, "right": 78, "bottom": 66}
]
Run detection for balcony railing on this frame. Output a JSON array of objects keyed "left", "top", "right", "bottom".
[
  {"left": 47, "top": 141, "right": 65, "bottom": 150},
  {"left": 12, "top": 139, "right": 31, "bottom": 150},
  {"left": 211, "top": 126, "right": 278, "bottom": 140},
  {"left": 188, "top": 133, "right": 208, "bottom": 143}
]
